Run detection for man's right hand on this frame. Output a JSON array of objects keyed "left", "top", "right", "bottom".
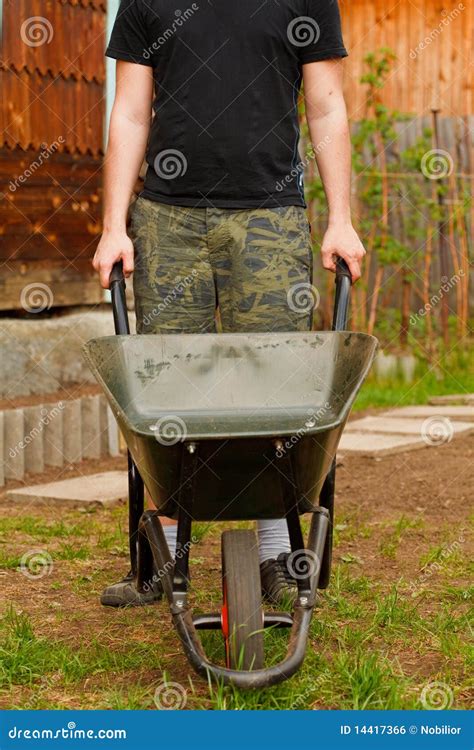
[{"left": 92, "top": 230, "right": 135, "bottom": 289}]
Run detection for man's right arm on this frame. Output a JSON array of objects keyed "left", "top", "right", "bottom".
[{"left": 93, "top": 61, "right": 153, "bottom": 289}]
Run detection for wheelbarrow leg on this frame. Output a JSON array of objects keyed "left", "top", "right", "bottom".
[
  {"left": 138, "top": 444, "right": 198, "bottom": 604},
  {"left": 278, "top": 453, "right": 312, "bottom": 598},
  {"left": 128, "top": 453, "right": 144, "bottom": 576},
  {"left": 317, "top": 460, "right": 335, "bottom": 589}
]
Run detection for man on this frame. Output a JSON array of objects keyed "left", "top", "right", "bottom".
[{"left": 93, "top": 0, "right": 365, "bottom": 607}]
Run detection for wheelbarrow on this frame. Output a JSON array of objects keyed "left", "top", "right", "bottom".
[{"left": 83, "top": 260, "right": 378, "bottom": 689}]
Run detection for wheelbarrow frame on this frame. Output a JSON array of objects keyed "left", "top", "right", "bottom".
[{"left": 108, "top": 259, "right": 353, "bottom": 689}]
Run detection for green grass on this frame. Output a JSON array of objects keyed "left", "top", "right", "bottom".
[
  {"left": 353, "top": 347, "right": 474, "bottom": 411},
  {"left": 0, "top": 517, "right": 87, "bottom": 540},
  {"left": 0, "top": 608, "right": 162, "bottom": 690},
  {"left": 379, "top": 515, "right": 424, "bottom": 560}
]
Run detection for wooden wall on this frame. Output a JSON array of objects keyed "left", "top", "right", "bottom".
[
  {"left": 341, "top": 0, "right": 473, "bottom": 118},
  {"left": 0, "top": 0, "right": 106, "bottom": 311}
]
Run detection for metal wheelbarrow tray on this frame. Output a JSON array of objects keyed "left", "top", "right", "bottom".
[
  {"left": 83, "top": 262, "right": 378, "bottom": 689},
  {"left": 84, "top": 330, "right": 376, "bottom": 520}
]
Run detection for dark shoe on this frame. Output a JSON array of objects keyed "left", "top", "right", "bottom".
[
  {"left": 260, "top": 552, "right": 298, "bottom": 607},
  {"left": 100, "top": 570, "right": 163, "bottom": 608}
]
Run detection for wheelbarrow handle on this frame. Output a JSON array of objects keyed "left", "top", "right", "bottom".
[
  {"left": 109, "top": 260, "right": 130, "bottom": 336},
  {"left": 332, "top": 257, "right": 352, "bottom": 332}
]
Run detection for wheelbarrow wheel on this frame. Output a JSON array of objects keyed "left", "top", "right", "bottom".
[{"left": 221, "top": 529, "right": 264, "bottom": 671}]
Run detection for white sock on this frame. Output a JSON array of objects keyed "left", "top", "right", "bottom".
[
  {"left": 257, "top": 519, "right": 291, "bottom": 564},
  {"left": 162, "top": 524, "right": 177, "bottom": 558}
]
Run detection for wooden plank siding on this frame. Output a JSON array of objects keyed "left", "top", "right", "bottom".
[
  {"left": 341, "top": 0, "right": 473, "bottom": 118},
  {"left": 0, "top": 0, "right": 105, "bottom": 309}
]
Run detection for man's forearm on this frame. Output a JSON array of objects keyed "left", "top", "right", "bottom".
[
  {"left": 103, "top": 110, "right": 150, "bottom": 232},
  {"left": 306, "top": 104, "right": 352, "bottom": 225}
]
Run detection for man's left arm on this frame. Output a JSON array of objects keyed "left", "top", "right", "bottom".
[{"left": 303, "top": 60, "right": 365, "bottom": 282}]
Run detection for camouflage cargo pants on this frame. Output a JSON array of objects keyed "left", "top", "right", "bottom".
[{"left": 131, "top": 197, "right": 314, "bottom": 334}]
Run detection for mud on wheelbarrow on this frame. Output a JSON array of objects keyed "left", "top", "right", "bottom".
[{"left": 83, "top": 261, "right": 378, "bottom": 689}]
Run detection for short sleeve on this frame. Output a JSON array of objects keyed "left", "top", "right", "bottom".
[
  {"left": 106, "top": 0, "right": 152, "bottom": 66},
  {"left": 296, "top": 0, "right": 347, "bottom": 65}
]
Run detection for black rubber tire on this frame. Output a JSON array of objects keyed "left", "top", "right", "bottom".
[{"left": 221, "top": 529, "right": 264, "bottom": 671}]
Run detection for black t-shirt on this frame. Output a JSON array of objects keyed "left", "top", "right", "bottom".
[{"left": 106, "top": 0, "right": 347, "bottom": 209}]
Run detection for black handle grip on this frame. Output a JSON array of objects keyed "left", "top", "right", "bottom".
[
  {"left": 332, "top": 257, "right": 352, "bottom": 332},
  {"left": 109, "top": 260, "right": 130, "bottom": 335},
  {"left": 109, "top": 261, "right": 125, "bottom": 288},
  {"left": 335, "top": 257, "right": 352, "bottom": 282}
]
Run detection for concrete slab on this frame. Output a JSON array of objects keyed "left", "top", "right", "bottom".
[
  {"left": 0, "top": 413, "right": 4, "bottom": 487},
  {"left": 429, "top": 394, "right": 474, "bottom": 406},
  {"left": 23, "top": 405, "right": 45, "bottom": 474},
  {"left": 383, "top": 405, "right": 474, "bottom": 421},
  {"left": 6, "top": 471, "right": 128, "bottom": 508},
  {"left": 339, "top": 431, "right": 427, "bottom": 457},
  {"left": 43, "top": 402, "right": 64, "bottom": 468},
  {"left": 105, "top": 404, "right": 121, "bottom": 457},
  {"left": 63, "top": 399, "right": 82, "bottom": 464},
  {"left": 3, "top": 409, "right": 25, "bottom": 480},
  {"left": 346, "top": 416, "right": 474, "bottom": 437},
  {"left": 81, "top": 395, "right": 101, "bottom": 459}
]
